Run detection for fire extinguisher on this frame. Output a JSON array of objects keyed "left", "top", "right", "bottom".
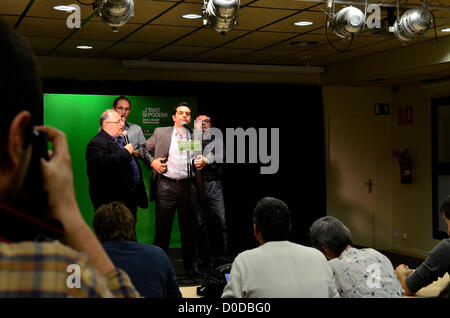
[{"left": 396, "top": 149, "right": 412, "bottom": 184}]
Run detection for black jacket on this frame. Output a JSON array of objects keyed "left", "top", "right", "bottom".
[{"left": 86, "top": 129, "right": 148, "bottom": 211}]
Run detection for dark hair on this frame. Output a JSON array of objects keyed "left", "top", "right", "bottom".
[
  {"left": 93, "top": 202, "right": 137, "bottom": 242},
  {"left": 0, "top": 18, "right": 41, "bottom": 169},
  {"left": 309, "top": 216, "right": 353, "bottom": 257},
  {"left": 253, "top": 197, "right": 291, "bottom": 242},
  {"left": 172, "top": 102, "right": 192, "bottom": 115},
  {"left": 112, "top": 96, "right": 131, "bottom": 108},
  {"left": 440, "top": 195, "right": 450, "bottom": 220},
  {"left": 196, "top": 110, "right": 212, "bottom": 121}
]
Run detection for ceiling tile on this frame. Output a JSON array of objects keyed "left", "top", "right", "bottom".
[
  {"left": 100, "top": 41, "right": 163, "bottom": 59},
  {"left": 148, "top": 2, "right": 205, "bottom": 27},
  {"left": 261, "top": 10, "right": 326, "bottom": 32},
  {"left": 222, "top": 31, "right": 298, "bottom": 49},
  {"left": 72, "top": 21, "right": 143, "bottom": 41},
  {"left": 146, "top": 44, "right": 213, "bottom": 60},
  {"left": 51, "top": 38, "right": 115, "bottom": 58},
  {"left": 249, "top": 0, "right": 320, "bottom": 10},
  {"left": 234, "top": 7, "right": 298, "bottom": 31},
  {"left": 27, "top": 0, "right": 95, "bottom": 20},
  {"left": 16, "top": 17, "right": 74, "bottom": 38},
  {"left": 0, "top": 0, "right": 29, "bottom": 15},
  {"left": 177, "top": 27, "right": 249, "bottom": 47},
  {"left": 126, "top": 24, "right": 198, "bottom": 43}
]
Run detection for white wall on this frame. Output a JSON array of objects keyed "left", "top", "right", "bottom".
[{"left": 323, "top": 84, "right": 442, "bottom": 258}]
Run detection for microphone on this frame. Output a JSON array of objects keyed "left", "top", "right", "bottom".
[
  {"left": 182, "top": 122, "right": 192, "bottom": 133},
  {"left": 122, "top": 130, "right": 130, "bottom": 145}
]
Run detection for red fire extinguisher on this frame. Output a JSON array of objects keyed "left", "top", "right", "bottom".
[{"left": 397, "top": 149, "right": 412, "bottom": 184}]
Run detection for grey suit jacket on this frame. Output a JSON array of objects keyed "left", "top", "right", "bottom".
[
  {"left": 142, "top": 126, "right": 173, "bottom": 201},
  {"left": 142, "top": 126, "right": 202, "bottom": 201}
]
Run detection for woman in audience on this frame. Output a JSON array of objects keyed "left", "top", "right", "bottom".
[{"left": 310, "top": 216, "right": 404, "bottom": 298}]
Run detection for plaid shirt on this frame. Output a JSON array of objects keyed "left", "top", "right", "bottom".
[{"left": 0, "top": 204, "right": 140, "bottom": 298}]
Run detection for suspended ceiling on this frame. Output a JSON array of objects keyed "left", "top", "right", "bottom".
[{"left": 2, "top": 0, "right": 450, "bottom": 85}]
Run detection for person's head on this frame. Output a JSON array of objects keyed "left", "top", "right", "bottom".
[
  {"left": 253, "top": 197, "right": 291, "bottom": 244},
  {"left": 440, "top": 195, "right": 450, "bottom": 236},
  {"left": 0, "top": 18, "right": 41, "bottom": 204},
  {"left": 310, "top": 216, "right": 353, "bottom": 260},
  {"left": 172, "top": 102, "right": 192, "bottom": 128},
  {"left": 100, "top": 109, "right": 124, "bottom": 138},
  {"left": 93, "top": 201, "right": 137, "bottom": 242},
  {"left": 195, "top": 111, "right": 212, "bottom": 132},
  {"left": 112, "top": 96, "right": 131, "bottom": 121}
]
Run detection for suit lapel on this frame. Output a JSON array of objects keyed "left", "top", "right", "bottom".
[{"left": 163, "top": 126, "right": 174, "bottom": 157}]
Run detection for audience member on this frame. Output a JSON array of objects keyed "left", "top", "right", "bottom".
[
  {"left": 222, "top": 197, "right": 339, "bottom": 298},
  {"left": 310, "top": 216, "right": 404, "bottom": 298},
  {"left": 93, "top": 202, "right": 181, "bottom": 298},
  {"left": 0, "top": 18, "right": 138, "bottom": 297},
  {"left": 395, "top": 196, "right": 450, "bottom": 296}
]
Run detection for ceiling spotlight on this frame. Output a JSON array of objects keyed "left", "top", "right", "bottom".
[
  {"left": 76, "top": 45, "right": 93, "bottom": 49},
  {"left": 392, "top": 7, "right": 433, "bottom": 41},
  {"left": 95, "top": 0, "right": 134, "bottom": 31},
  {"left": 294, "top": 21, "right": 313, "bottom": 26},
  {"left": 182, "top": 14, "right": 202, "bottom": 19},
  {"left": 53, "top": 5, "right": 77, "bottom": 12},
  {"left": 203, "top": 0, "right": 240, "bottom": 35},
  {"left": 332, "top": 6, "right": 366, "bottom": 38}
]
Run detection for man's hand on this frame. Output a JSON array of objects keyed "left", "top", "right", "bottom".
[
  {"left": 395, "top": 264, "right": 414, "bottom": 296},
  {"left": 124, "top": 143, "right": 134, "bottom": 155},
  {"left": 194, "top": 155, "right": 208, "bottom": 171},
  {"left": 37, "top": 126, "right": 81, "bottom": 227},
  {"left": 151, "top": 157, "right": 167, "bottom": 174}
]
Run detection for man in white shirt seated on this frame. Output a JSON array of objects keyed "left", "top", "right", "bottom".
[
  {"left": 310, "top": 216, "right": 404, "bottom": 298},
  {"left": 222, "top": 197, "right": 339, "bottom": 298}
]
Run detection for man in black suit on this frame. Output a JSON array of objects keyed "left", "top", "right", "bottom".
[{"left": 86, "top": 109, "right": 148, "bottom": 218}]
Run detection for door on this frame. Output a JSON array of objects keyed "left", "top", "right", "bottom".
[{"left": 327, "top": 117, "right": 375, "bottom": 247}]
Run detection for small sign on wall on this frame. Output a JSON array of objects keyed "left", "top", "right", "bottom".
[{"left": 398, "top": 106, "right": 413, "bottom": 125}]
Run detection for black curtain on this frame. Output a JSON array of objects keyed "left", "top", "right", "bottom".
[{"left": 43, "top": 79, "right": 326, "bottom": 255}]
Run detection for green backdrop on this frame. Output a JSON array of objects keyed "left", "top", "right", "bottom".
[{"left": 43, "top": 94, "right": 197, "bottom": 247}]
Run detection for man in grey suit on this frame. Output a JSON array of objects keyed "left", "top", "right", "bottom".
[{"left": 142, "top": 102, "right": 206, "bottom": 278}]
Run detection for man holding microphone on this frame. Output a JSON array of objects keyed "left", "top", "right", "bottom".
[{"left": 86, "top": 109, "right": 148, "bottom": 219}]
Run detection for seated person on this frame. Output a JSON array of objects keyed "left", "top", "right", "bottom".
[
  {"left": 93, "top": 202, "right": 181, "bottom": 298},
  {"left": 222, "top": 197, "right": 339, "bottom": 298},
  {"left": 0, "top": 18, "right": 138, "bottom": 298},
  {"left": 395, "top": 195, "right": 450, "bottom": 297},
  {"left": 310, "top": 216, "right": 404, "bottom": 298}
]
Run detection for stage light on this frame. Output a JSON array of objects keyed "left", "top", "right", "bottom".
[
  {"left": 203, "top": 0, "right": 240, "bottom": 35},
  {"left": 331, "top": 6, "right": 366, "bottom": 38},
  {"left": 441, "top": 27, "right": 450, "bottom": 32},
  {"left": 96, "top": 0, "right": 134, "bottom": 31},
  {"left": 392, "top": 7, "right": 432, "bottom": 41}
]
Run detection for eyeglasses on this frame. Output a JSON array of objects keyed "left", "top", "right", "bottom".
[
  {"left": 106, "top": 120, "right": 125, "bottom": 125},
  {"left": 116, "top": 106, "right": 130, "bottom": 112}
]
